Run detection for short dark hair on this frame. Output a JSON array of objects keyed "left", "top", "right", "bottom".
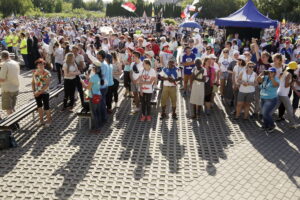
[
  {"left": 97, "top": 50, "right": 106, "bottom": 59},
  {"left": 133, "top": 51, "right": 141, "bottom": 59}
]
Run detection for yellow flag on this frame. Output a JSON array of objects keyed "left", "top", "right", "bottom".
[{"left": 282, "top": 18, "right": 286, "bottom": 25}]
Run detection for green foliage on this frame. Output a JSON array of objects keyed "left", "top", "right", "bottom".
[
  {"left": 84, "top": 0, "right": 104, "bottom": 11},
  {"left": 0, "top": 0, "right": 33, "bottom": 17},
  {"left": 163, "top": 18, "right": 177, "bottom": 25},
  {"left": 72, "top": 0, "right": 84, "bottom": 9},
  {"left": 55, "top": 0, "right": 63, "bottom": 13}
]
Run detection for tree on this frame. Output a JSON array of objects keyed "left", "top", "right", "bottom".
[
  {"left": 55, "top": 0, "right": 63, "bottom": 13},
  {"left": 0, "top": 0, "right": 33, "bottom": 17},
  {"left": 72, "top": 0, "right": 83, "bottom": 9}
]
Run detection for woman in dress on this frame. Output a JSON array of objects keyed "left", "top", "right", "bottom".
[{"left": 190, "top": 58, "right": 206, "bottom": 119}]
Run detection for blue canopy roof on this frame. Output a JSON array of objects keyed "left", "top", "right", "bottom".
[{"left": 215, "top": 0, "right": 278, "bottom": 29}]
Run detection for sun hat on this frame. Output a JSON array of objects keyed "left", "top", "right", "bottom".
[{"left": 287, "top": 61, "right": 298, "bottom": 70}]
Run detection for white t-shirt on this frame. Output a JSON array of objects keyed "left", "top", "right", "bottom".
[
  {"left": 63, "top": 63, "right": 78, "bottom": 79},
  {"left": 159, "top": 51, "right": 173, "bottom": 67},
  {"left": 233, "top": 65, "right": 246, "bottom": 85},
  {"left": 75, "top": 54, "right": 86, "bottom": 70},
  {"left": 239, "top": 71, "right": 256, "bottom": 93},
  {"left": 54, "top": 47, "right": 64, "bottom": 65},
  {"left": 278, "top": 72, "right": 291, "bottom": 96},
  {"left": 294, "top": 67, "right": 300, "bottom": 90},
  {"left": 270, "top": 63, "right": 284, "bottom": 78},
  {"left": 159, "top": 67, "right": 182, "bottom": 87},
  {"left": 139, "top": 68, "right": 157, "bottom": 93},
  {"left": 219, "top": 57, "right": 233, "bottom": 72},
  {"left": 131, "top": 62, "right": 143, "bottom": 81}
]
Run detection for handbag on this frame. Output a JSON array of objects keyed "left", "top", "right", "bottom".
[
  {"left": 0, "top": 130, "right": 17, "bottom": 150},
  {"left": 90, "top": 87, "right": 101, "bottom": 104},
  {"left": 92, "top": 94, "right": 101, "bottom": 104}
]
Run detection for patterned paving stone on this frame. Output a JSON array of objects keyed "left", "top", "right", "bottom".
[{"left": 0, "top": 75, "right": 300, "bottom": 199}]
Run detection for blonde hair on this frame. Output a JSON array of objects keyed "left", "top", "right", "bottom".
[{"left": 65, "top": 53, "right": 75, "bottom": 74}]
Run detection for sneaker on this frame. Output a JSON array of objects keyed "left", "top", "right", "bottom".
[
  {"left": 250, "top": 113, "right": 258, "bottom": 119},
  {"left": 160, "top": 113, "right": 166, "bottom": 120},
  {"left": 267, "top": 127, "right": 276, "bottom": 133},
  {"left": 45, "top": 122, "right": 51, "bottom": 127},
  {"left": 146, "top": 116, "right": 152, "bottom": 121},
  {"left": 39, "top": 121, "right": 45, "bottom": 126},
  {"left": 140, "top": 115, "right": 146, "bottom": 122},
  {"left": 260, "top": 125, "right": 266, "bottom": 131},
  {"left": 276, "top": 117, "right": 285, "bottom": 122},
  {"left": 172, "top": 113, "right": 178, "bottom": 120},
  {"left": 290, "top": 124, "right": 300, "bottom": 129}
]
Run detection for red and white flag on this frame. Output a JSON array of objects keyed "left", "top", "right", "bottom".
[
  {"left": 275, "top": 23, "right": 281, "bottom": 41},
  {"left": 121, "top": 2, "right": 136, "bottom": 13}
]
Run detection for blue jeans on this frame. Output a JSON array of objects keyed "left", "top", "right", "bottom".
[
  {"left": 100, "top": 87, "right": 108, "bottom": 123},
  {"left": 89, "top": 101, "right": 101, "bottom": 130},
  {"left": 261, "top": 97, "right": 278, "bottom": 128}
]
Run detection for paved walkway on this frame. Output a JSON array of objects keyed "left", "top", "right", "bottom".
[{"left": 0, "top": 71, "right": 300, "bottom": 200}]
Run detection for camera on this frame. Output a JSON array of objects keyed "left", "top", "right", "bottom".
[{"left": 79, "top": 74, "right": 86, "bottom": 80}]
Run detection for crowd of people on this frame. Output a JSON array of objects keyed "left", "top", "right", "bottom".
[{"left": 0, "top": 17, "right": 300, "bottom": 133}]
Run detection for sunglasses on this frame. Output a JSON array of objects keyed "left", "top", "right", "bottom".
[
  {"left": 223, "top": 51, "right": 229, "bottom": 53},
  {"left": 248, "top": 65, "right": 255, "bottom": 68},
  {"left": 206, "top": 48, "right": 211, "bottom": 50}
]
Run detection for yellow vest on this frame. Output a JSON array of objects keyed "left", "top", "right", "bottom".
[
  {"left": 20, "top": 38, "right": 28, "bottom": 55},
  {"left": 12, "top": 35, "right": 19, "bottom": 47},
  {"left": 5, "top": 35, "right": 13, "bottom": 47}
]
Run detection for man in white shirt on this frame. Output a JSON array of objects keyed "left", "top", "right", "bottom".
[{"left": 0, "top": 51, "right": 20, "bottom": 115}]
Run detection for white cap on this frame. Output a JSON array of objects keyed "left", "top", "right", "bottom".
[
  {"left": 233, "top": 50, "right": 240, "bottom": 55},
  {"left": 209, "top": 54, "right": 217, "bottom": 59},
  {"left": 145, "top": 51, "right": 154, "bottom": 57},
  {"left": 238, "top": 55, "right": 246, "bottom": 61},
  {"left": 193, "top": 28, "right": 199, "bottom": 32}
]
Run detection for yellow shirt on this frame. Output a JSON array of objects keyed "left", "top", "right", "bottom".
[
  {"left": 20, "top": 38, "right": 28, "bottom": 55},
  {"left": 5, "top": 35, "right": 13, "bottom": 47},
  {"left": 12, "top": 35, "right": 19, "bottom": 47}
]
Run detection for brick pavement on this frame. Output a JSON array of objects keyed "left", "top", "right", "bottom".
[{"left": 0, "top": 74, "right": 300, "bottom": 200}]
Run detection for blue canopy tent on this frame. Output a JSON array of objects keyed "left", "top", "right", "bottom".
[{"left": 215, "top": 0, "right": 278, "bottom": 40}]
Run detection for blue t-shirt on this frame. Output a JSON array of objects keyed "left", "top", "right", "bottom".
[
  {"left": 260, "top": 76, "right": 279, "bottom": 99},
  {"left": 192, "top": 48, "right": 198, "bottom": 55},
  {"left": 182, "top": 53, "right": 196, "bottom": 75},
  {"left": 100, "top": 61, "right": 109, "bottom": 89},
  {"left": 107, "top": 64, "right": 114, "bottom": 87},
  {"left": 89, "top": 74, "right": 101, "bottom": 98}
]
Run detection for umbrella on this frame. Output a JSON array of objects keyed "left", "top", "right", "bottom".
[
  {"left": 179, "top": 21, "right": 202, "bottom": 29},
  {"left": 100, "top": 26, "right": 114, "bottom": 34}
]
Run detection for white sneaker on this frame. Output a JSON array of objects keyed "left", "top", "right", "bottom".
[{"left": 291, "top": 124, "right": 300, "bottom": 129}]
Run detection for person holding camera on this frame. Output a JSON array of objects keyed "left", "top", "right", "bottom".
[
  {"left": 257, "top": 67, "right": 279, "bottom": 132},
  {"left": 159, "top": 58, "right": 182, "bottom": 120},
  {"left": 273, "top": 61, "right": 300, "bottom": 129},
  {"left": 234, "top": 62, "right": 257, "bottom": 120},
  {"left": 292, "top": 64, "right": 300, "bottom": 114}
]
